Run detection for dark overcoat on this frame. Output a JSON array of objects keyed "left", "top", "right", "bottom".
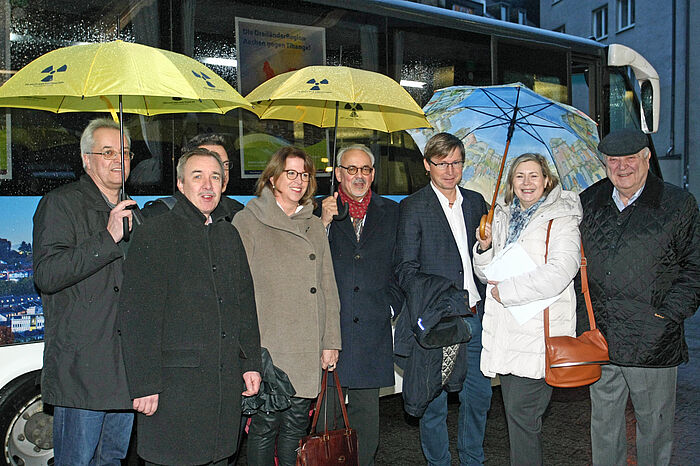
[
  {"left": 322, "top": 193, "right": 403, "bottom": 388},
  {"left": 118, "top": 191, "right": 262, "bottom": 465},
  {"left": 33, "top": 174, "right": 134, "bottom": 410},
  {"left": 578, "top": 173, "right": 700, "bottom": 366}
]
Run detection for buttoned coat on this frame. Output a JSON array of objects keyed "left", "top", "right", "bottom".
[
  {"left": 33, "top": 174, "right": 134, "bottom": 410},
  {"left": 118, "top": 192, "right": 262, "bottom": 465},
  {"left": 578, "top": 173, "right": 700, "bottom": 366},
  {"left": 233, "top": 188, "right": 341, "bottom": 399},
  {"left": 473, "top": 185, "right": 581, "bottom": 379},
  {"left": 321, "top": 193, "right": 403, "bottom": 389}
]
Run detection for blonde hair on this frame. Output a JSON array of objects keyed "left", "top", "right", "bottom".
[
  {"left": 255, "top": 146, "right": 317, "bottom": 206},
  {"left": 503, "top": 153, "right": 559, "bottom": 205}
]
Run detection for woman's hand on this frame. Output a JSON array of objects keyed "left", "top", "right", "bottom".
[
  {"left": 321, "top": 349, "right": 339, "bottom": 371},
  {"left": 476, "top": 223, "right": 492, "bottom": 251},
  {"left": 488, "top": 280, "right": 502, "bottom": 304}
]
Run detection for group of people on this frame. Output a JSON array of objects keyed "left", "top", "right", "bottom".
[{"left": 32, "top": 117, "right": 698, "bottom": 466}]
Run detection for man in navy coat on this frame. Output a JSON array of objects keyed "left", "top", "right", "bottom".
[
  {"left": 395, "top": 133, "right": 491, "bottom": 465},
  {"left": 318, "top": 144, "right": 403, "bottom": 466}
]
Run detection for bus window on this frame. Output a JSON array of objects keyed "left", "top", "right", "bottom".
[
  {"left": 497, "top": 40, "right": 568, "bottom": 104},
  {"left": 607, "top": 69, "right": 640, "bottom": 133}
]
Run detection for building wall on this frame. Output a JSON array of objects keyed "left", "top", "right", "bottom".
[{"left": 541, "top": 0, "right": 699, "bottom": 198}]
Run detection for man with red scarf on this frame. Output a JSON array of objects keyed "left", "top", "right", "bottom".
[{"left": 317, "top": 144, "right": 404, "bottom": 466}]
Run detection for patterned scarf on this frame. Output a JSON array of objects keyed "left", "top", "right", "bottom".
[
  {"left": 338, "top": 184, "right": 372, "bottom": 219},
  {"left": 505, "top": 196, "right": 546, "bottom": 245}
]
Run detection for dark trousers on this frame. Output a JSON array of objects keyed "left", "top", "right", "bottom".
[
  {"left": 246, "top": 396, "right": 312, "bottom": 466},
  {"left": 500, "top": 374, "right": 553, "bottom": 466},
  {"left": 145, "top": 460, "right": 226, "bottom": 466},
  {"left": 319, "top": 386, "right": 380, "bottom": 466}
]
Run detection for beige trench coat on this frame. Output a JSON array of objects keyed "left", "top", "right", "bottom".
[{"left": 233, "top": 188, "right": 341, "bottom": 398}]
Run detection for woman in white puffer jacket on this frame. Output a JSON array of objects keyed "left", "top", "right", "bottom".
[{"left": 473, "top": 152, "right": 582, "bottom": 466}]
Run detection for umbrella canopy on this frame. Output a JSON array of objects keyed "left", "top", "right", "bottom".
[
  {"left": 407, "top": 83, "right": 606, "bottom": 203},
  {"left": 0, "top": 40, "right": 252, "bottom": 115},
  {"left": 246, "top": 65, "right": 430, "bottom": 133}
]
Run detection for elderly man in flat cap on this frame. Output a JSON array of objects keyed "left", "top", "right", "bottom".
[{"left": 578, "top": 129, "right": 700, "bottom": 465}]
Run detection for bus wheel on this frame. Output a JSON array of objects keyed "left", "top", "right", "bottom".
[{"left": 0, "top": 372, "right": 53, "bottom": 466}]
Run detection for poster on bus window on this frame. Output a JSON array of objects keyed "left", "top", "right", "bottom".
[
  {"left": 0, "top": 113, "right": 11, "bottom": 180},
  {"left": 235, "top": 18, "right": 327, "bottom": 178}
]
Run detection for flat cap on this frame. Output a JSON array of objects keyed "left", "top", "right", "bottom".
[{"left": 598, "top": 129, "right": 648, "bottom": 156}]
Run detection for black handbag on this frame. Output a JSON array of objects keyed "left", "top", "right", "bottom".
[{"left": 296, "top": 370, "right": 359, "bottom": 466}]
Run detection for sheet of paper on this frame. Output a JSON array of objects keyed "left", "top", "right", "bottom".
[{"left": 483, "top": 243, "right": 558, "bottom": 325}]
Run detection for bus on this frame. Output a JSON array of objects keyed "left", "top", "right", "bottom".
[{"left": 0, "top": 0, "right": 659, "bottom": 464}]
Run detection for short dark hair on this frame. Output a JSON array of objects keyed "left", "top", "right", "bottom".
[
  {"left": 255, "top": 146, "right": 317, "bottom": 206},
  {"left": 424, "top": 132, "right": 465, "bottom": 161},
  {"left": 176, "top": 147, "right": 225, "bottom": 186},
  {"left": 182, "top": 133, "right": 227, "bottom": 154}
]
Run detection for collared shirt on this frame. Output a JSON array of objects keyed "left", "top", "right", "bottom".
[
  {"left": 276, "top": 201, "right": 304, "bottom": 214},
  {"left": 612, "top": 184, "right": 645, "bottom": 211},
  {"left": 430, "top": 182, "right": 481, "bottom": 307}
]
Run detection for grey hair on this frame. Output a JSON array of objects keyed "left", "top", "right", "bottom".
[
  {"left": 80, "top": 118, "right": 131, "bottom": 169},
  {"left": 176, "top": 147, "right": 225, "bottom": 186},
  {"left": 182, "top": 133, "right": 227, "bottom": 154},
  {"left": 336, "top": 144, "right": 375, "bottom": 166}
]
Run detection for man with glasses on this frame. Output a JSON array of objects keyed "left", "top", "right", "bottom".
[
  {"left": 394, "top": 132, "right": 491, "bottom": 465},
  {"left": 33, "top": 118, "right": 142, "bottom": 465},
  {"left": 317, "top": 144, "right": 403, "bottom": 465},
  {"left": 143, "top": 133, "right": 244, "bottom": 219}
]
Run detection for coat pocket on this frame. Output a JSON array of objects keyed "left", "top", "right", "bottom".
[{"left": 162, "top": 348, "right": 201, "bottom": 368}]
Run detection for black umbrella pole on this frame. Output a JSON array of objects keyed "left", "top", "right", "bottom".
[
  {"left": 330, "top": 100, "right": 349, "bottom": 221},
  {"left": 119, "top": 97, "right": 130, "bottom": 242}
]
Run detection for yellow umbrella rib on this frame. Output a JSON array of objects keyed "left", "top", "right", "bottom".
[{"left": 81, "top": 43, "right": 102, "bottom": 97}]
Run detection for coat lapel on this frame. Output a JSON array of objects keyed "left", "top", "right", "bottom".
[
  {"left": 358, "top": 194, "right": 385, "bottom": 247},
  {"left": 424, "top": 185, "right": 454, "bottom": 241},
  {"left": 335, "top": 197, "right": 359, "bottom": 243}
]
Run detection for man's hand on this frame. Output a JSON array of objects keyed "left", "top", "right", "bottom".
[
  {"left": 321, "top": 349, "right": 339, "bottom": 371},
  {"left": 488, "top": 280, "right": 502, "bottom": 304},
  {"left": 133, "top": 394, "right": 159, "bottom": 416},
  {"left": 320, "top": 193, "right": 339, "bottom": 227},
  {"left": 107, "top": 200, "right": 138, "bottom": 243},
  {"left": 476, "top": 223, "right": 492, "bottom": 252},
  {"left": 242, "top": 371, "right": 262, "bottom": 396}
]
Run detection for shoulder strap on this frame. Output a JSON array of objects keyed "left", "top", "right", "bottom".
[
  {"left": 544, "top": 220, "right": 597, "bottom": 336},
  {"left": 309, "top": 370, "right": 351, "bottom": 434}
]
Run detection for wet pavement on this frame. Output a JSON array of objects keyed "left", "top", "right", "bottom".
[{"left": 234, "top": 313, "right": 699, "bottom": 465}]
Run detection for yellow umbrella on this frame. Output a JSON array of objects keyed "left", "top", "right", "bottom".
[
  {"left": 246, "top": 65, "right": 428, "bottom": 133},
  {"left": 0, "top": 39, "right": 252, "bottom": 116},
  {"left": 0, "top": 39, "right": 253, "bottom": 240},
  {"left": 246, "top": 65, "right": 430, "bottom": 219}
]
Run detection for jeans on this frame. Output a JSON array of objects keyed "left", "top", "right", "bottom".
[
  {"left": 419, "top": 316, "right": 492, "bottom": 466},
  {"left": 53, "top": 406, "right": 133, "bottom": 466}
]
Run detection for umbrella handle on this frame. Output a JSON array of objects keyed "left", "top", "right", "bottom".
[
  {"left": 333, "top": 200, "right": 349, "bottom": 221},
  {"left": 122, "top": 218, "right": 130, "bottom": 242},
  {"left": 479, "top": 210, "right": 494, "bottom": 240}
]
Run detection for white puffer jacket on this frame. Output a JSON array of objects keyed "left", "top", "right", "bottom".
[{"left": 473, "top": 185, "right": 582, "bottom": 379}]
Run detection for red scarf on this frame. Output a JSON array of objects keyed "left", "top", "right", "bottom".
[{"left": 338, "top": 184, "right": 372, "bottom": 219}]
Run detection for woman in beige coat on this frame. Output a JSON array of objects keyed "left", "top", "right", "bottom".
[
  {"left": 233, "top": 146, "right": 341, "bottom": 466},
  {"left": 473, "top": 153, "right": 581, "bottom": 466}
]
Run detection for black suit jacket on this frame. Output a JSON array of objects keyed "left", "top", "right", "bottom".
[{"left": 395, "top": 183, "right": 487, "bottom": 312}]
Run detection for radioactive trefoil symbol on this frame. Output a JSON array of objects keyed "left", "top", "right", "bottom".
[{"left": 40, "top": 64, "right": 67, "bottom": 82}]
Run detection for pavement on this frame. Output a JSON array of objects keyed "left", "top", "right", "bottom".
[{"left": 234, "top": 314, "right": 700, "bottom": 465}]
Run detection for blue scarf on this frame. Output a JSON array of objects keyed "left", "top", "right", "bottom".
[{"left": 505, "top": 197, "right": 546, "bottom": 246}]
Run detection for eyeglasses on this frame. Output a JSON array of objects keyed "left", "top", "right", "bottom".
[
  {"left": 284, "top": 169, "right": 310, "bottom": 182},
  {"left": 85, "top": 149, "right": 134, "bottom": 160},
  {"left": 339, "top": 165, "right": 374, "bottom": 175},
  {"left": 222, "top": 160, "right": 231, "bottom": 170},
  {"left": 427, "top": 159, "right": 464, "bottom": 170}
]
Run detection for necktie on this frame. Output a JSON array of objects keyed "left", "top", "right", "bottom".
[{"left": 352, "top": 216, "right": 363, "bottom": 242}]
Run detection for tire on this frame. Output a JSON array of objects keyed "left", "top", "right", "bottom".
[{"left": 0, "top": 371, "right": 53, "bottom": 466}]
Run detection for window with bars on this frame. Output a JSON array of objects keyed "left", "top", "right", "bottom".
[{"left": 617, "top": 0, "right": 635, "bottom": 31}]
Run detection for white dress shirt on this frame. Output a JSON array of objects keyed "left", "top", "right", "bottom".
[{"left": 430, "top": 182, "right": 481, "bottom": 308}]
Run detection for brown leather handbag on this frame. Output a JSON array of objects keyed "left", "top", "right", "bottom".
[
  {"left": 296, "top": 369, "right": 359, "bottom": 466},
  {"left": 542, "top": 220, "right": 610, "bottom": 388}
]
